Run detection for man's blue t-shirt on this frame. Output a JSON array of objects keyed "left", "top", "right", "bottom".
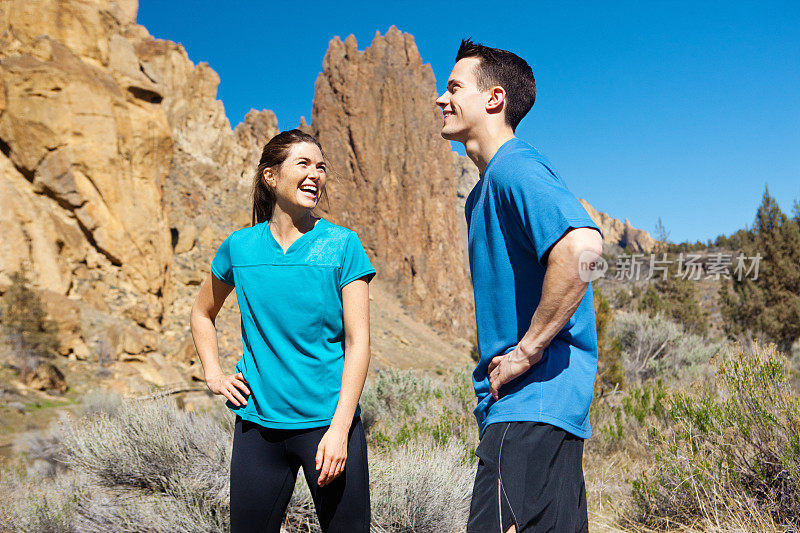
[
  {"left": 465, "top": 138, "right": 602, "bottom": 439},
  {"left": 210, "top": 218, "right": 375, "bottom": 429}
]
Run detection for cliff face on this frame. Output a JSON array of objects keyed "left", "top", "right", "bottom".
[
  {"left": 0, "top": 0, "right": 277, "bottom": 389},
  {"left": 311, "top": 28, "right": 474, "bottom": 337},
  {"left": 129, "top": 33, "right": 278, "bottom": 336},
  {"left": 0, "top": 2, "right": 472, "bottom": 395},
  {"left": 0, "top": 0, "right": 174, "bottom": 330}
]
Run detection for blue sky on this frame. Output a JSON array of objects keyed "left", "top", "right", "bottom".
[{"left": 137, "top": 1, "right": 800, "bottom": 244}]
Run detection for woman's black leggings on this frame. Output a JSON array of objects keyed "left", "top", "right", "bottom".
[{"left": 230, "top": 415, "right": 370, "bottom": 533}]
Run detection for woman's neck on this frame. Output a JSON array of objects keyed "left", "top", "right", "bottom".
[{"left": 269, "top": 206, "right": 317, "bottom": 240}]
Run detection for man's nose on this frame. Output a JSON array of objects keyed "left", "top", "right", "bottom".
[{"left": 435, "top": 92, "right": 448, "bottom": 108}]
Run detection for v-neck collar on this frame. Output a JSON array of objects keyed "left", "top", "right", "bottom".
[{"left": 266, "top": 217, "right": 326, "bottom": 256}]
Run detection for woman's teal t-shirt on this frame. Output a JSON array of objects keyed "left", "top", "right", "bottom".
[{"left": 210, "top": 218, "right": 375, "bottom": 429}]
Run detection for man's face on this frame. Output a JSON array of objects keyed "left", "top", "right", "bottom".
[{"left": 436, "top": 57, "right": 488, "bottom": 142}]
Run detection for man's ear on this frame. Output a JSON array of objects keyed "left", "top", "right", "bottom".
[{"left": 486, "top": 86, "right": 506, "bottom": 114}]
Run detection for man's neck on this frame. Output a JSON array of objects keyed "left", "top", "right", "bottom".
[{"left": 464, "top": 127, "right": 516, "bottom": 174}]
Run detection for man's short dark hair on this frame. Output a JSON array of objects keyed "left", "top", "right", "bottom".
[{"left": 455, "top": 39, "right": 536, "bottom": 131}]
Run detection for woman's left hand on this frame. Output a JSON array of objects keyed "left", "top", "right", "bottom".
[{"left": 315, "top": 425, "right": 348, "bottom": 487}]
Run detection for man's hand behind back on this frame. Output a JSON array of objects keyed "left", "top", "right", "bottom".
[{"left": 487, "top": 344, "right": 543, "bottom": 400}]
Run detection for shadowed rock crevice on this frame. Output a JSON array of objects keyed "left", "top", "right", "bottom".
[
  {"left": 0, "top": 138, "right": 10, "bottom": 158},
  {"left": 126, "top": 85, "right": 162, "bottom": 104}
]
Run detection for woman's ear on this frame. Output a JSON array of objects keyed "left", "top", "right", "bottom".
[{"left": 263, "top": 168, "right": 275, "bottom": 186}]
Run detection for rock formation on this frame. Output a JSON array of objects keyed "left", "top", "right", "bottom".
[
  {"left": 130, "top": 36, "right": 278, "bottom": 336},
  {"left": 0, "top": 0, "right": 279, "bottom": 391},
  {"left": 454, "top": 155, "right": 479, "bottom": 268},
  {"left": 0, "top": 0, "right": 174, "bottom": 329},
  {"left": 579, "top": 199, "right": 656, "bottom": 253},
  {"left": 311, "top": 28, "right": 474, "bottom": 337}
]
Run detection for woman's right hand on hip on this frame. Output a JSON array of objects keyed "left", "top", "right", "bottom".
[{"left": 206, "top": 372, "right": 250, "bottom": 406}]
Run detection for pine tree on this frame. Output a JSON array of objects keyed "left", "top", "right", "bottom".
[
  {"left": 720, "top": 187, "right": 800, "bottom": 352},
  {"left": 654, "top": 217, "right": 670, "bottom": 252},
  {"left": 639, "top": 218, "right": 709, "bottom": 336},
  {"left": 0, "top": 268, "right": 59, "bottom": 372},
  {"left": 639, "top": 267, "right": 709, "bottom": 336}
]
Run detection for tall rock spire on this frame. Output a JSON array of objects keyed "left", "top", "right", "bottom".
[{"left": 311, "top": 27, "right": 474, "bottom": 337}]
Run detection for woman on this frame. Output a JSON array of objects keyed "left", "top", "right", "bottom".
[{"left": 190, "top": 130, "right": 374, "bottom": 533}]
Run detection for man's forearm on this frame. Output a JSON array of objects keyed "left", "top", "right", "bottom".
[
  {"left": 485, "top": 228, "right": 602, "bottom": 398},
  {"left": 517, "top": 228, "right": 601, "bottom": 359},
  {"left": 518, "top": 256, "right": 589, "bottom": 357}
]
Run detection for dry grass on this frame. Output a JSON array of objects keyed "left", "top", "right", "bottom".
[
  {"left": 2, "top": 338, "right": 797, "bottom": 532},
  {"left": 370, "top": 438, "right": 473, "bottom": 533},
  {"left": 0, "top": 372, "right": 476, "bottom": 533},
  {"left": 1, "top": 396, "right": 231, "bottom": 532}
]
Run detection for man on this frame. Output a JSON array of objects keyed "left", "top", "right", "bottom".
[{"left": 436, "top": 39, "right": 604, "bottom": 532}]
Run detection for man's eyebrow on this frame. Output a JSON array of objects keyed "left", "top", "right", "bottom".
[{"left": 447, "top": 79, "right": 463, "bottom": 89}]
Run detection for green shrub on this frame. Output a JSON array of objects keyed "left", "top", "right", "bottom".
[
  {"left": 638, "top": 271, "right": 709, "bottom": 337},
  {"left": 594, "top": 285, "right": 625, "bottom": 394},
  {"left": 593, "top": 381, "right": 670, "bottom": 451},
  {"left": 361, "top": 368, "right": 476, "bottom": 451},
  {"left": 610, "top": 311, "right": 720, "bottom": 383},
  {"left": 630, "top": 343, "right": 800, "bottom": 529}
]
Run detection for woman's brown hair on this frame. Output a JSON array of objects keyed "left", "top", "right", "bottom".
[{"left": 251, "top": 130, "right": 325, "bottom": 225}]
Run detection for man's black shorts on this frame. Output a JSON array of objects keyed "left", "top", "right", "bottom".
[{"left": 466, "top": 421, "right": 588, "bottom": 533}]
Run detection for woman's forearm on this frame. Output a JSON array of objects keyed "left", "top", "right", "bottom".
[
  {"left": 190, "top": 274, "right": 234, "bottom": 380},
  {"left": 190, "top": 307, "right": 226, "bottom": 380}
]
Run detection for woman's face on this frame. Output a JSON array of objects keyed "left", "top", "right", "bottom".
[{"left": 265, "top": 142, "right": 327, "bottom": 213}]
